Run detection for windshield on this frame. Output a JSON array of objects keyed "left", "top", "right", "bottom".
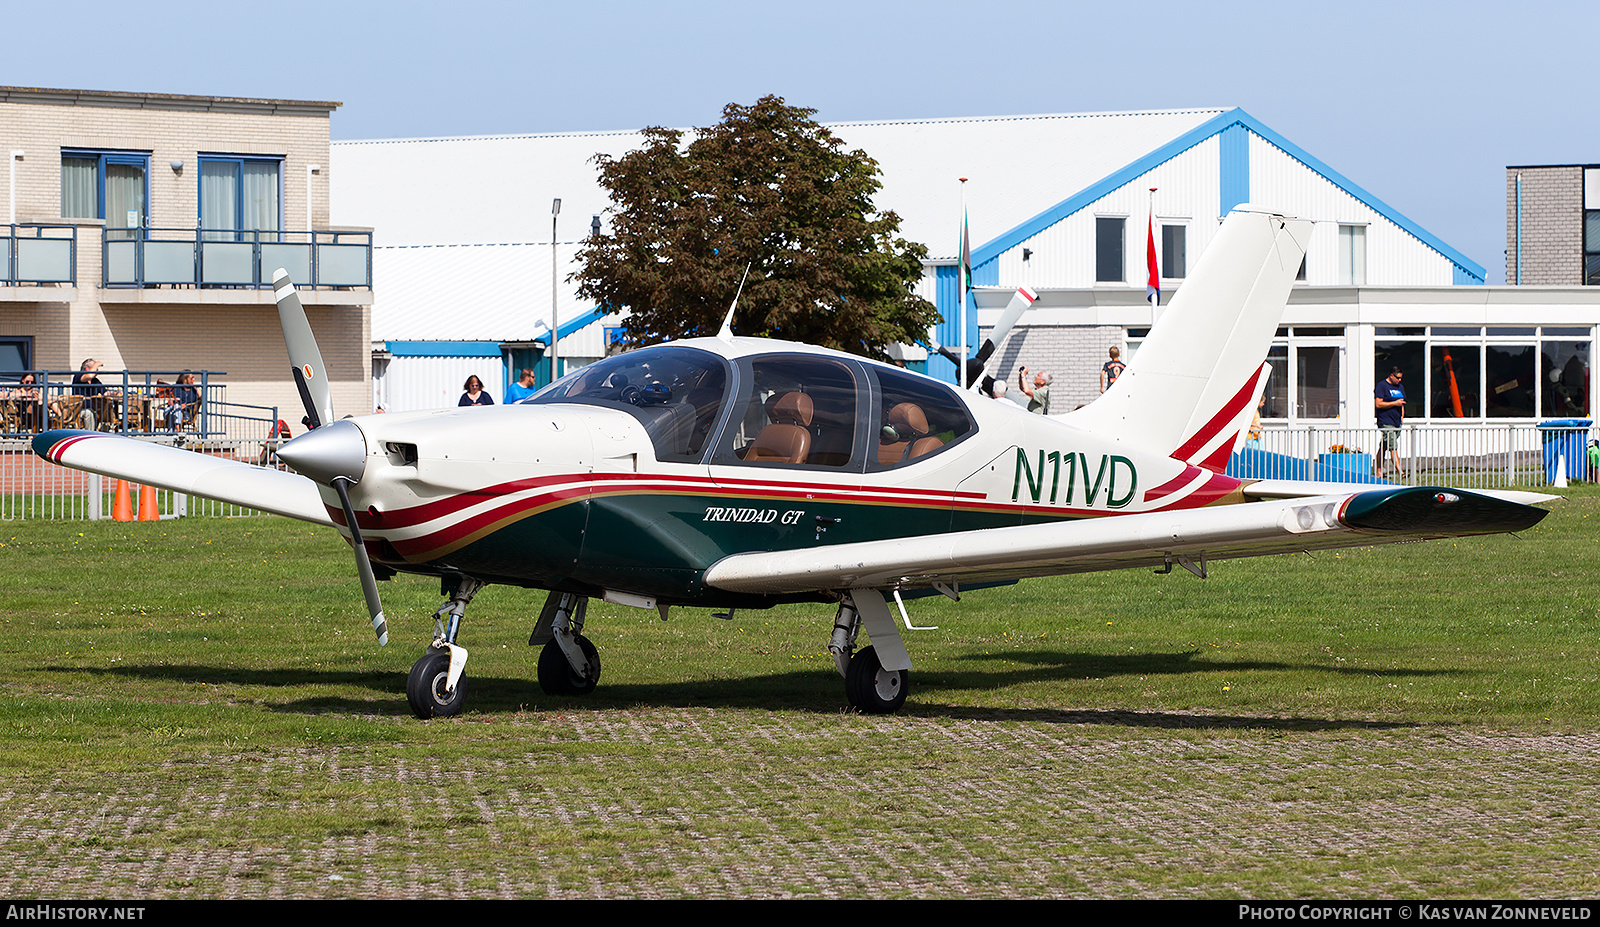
[{"left": 531, "top": 346, "right": 729, "bottom": 463}]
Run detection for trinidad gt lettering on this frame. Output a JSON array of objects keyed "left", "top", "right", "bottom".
[
  {"left": 702, "top": 506, "right": 801, "bottom": 524},
  {"left": 1011, "top": 448, "right": 1138, "bottom": 508}
]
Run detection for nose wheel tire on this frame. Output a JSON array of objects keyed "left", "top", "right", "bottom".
[
  {"left": 406, "top": 648, "right": 467, "bottom": 719},
  {"left": 845, "top": 645, "right": 909, "bottom": 714},
  {"left": 538, "top": 634, "right": 601, "bottom": 695}
]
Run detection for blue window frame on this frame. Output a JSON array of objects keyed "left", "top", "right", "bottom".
[
  {"left": 61, "top": 150, "right": 149, "bottom": 238},
  {"left": 0, "top": 336, "right": 31, "bottom": 375},
  {"left": 199, "top": 155, "right": 283, "bottom": 241}
]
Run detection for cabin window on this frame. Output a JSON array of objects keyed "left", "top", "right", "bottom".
[
  {"left": 530, "top": 345, "right": 729, "bottom": 463},
  {"left": 712, "top": 355, "right": 861, "bottom": 469},
  {"left": 869, "top": 366, "right": 974, "bottom": 469}
]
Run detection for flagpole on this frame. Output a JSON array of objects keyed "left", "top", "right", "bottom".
[
  {"left": 958, "top": 178, "right": 969, "bottom": 389},
  {"left": 1146, "top": 187, "right": 1160, "bottom": 326}
]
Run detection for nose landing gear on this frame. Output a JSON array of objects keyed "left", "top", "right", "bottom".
[{"left": 405, "top": 576, "right": 485, "bottom": 719}]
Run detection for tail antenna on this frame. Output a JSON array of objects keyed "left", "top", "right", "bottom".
[{"left": 717, "top": 263, "right": 752, "bottom": 343}]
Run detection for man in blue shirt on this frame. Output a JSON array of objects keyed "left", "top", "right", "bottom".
[
  {"left": 1374, "top": 366, "right": 1406, "bottom": 479},
  {"left": 504, "top": 368, "right": 538, "bottom": 404}
]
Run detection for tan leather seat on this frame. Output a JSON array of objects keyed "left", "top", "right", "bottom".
[
  {"left": 878, "top": 402, "right": 929, "bottom": 465},
  {"left": 745, "top": 391, "right": 814, "bottom": 464}
]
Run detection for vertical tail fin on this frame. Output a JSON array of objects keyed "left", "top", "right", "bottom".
[{"left": 1066, "top": 207, "right": 1309, "bottom": 468}]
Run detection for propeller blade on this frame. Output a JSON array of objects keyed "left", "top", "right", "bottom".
[
  {"left": 332, "top": 477, "right": 388, "bottom": 647},
  {"left": 273, "top": 268, "right": 334, "bottom": 430},
  {"left": 274, "top": 271, "right": 383, "bottom": 647}
]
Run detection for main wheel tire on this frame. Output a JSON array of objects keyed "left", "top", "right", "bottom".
[
  {"left": 845, "top": 645, "right": 909, "bottom": 714},
  {"left": 407, "top": 648, "right": 467, "bottom": 719},
  {"left": 537, "top": 634, "right": 600, "bottom": 695}
]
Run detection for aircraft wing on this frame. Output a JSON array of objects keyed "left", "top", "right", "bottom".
[
  {"left": 703, "top": 486, "right": 1549, "bottom": 595},
  {"left": 33, "top": 429, "right": 334, "bottom": 526}
]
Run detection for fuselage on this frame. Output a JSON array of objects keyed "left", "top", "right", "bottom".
[{"left": 320, "top": 338, "right": 1245, "bottom": 606}]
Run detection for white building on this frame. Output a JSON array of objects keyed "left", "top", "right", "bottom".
[{"left": 332, "top": 107, "right": 1597, "bottom": 427}]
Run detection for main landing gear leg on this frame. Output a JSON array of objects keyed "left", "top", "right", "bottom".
[
  {"left": 832, "top": 589, "right": 912, "bottom": 714},
  {"left": 405, "top": 575, "right": 486, "bottom": 719},
  {"left": 531, "top": 591, "right": 601, "bottom": 696}
]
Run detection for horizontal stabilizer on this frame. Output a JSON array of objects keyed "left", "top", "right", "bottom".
[{"left": 33, "top": 430, "right": 333, "bottom": 526}]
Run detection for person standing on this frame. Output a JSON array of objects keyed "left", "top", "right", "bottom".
[
  {"left": 504, "top": 368, "right": 538, "bottom": 404},
  {"left": 72, "top": 358, "right": 107, "bottom": 430},
  {"left": 459, "top": 375, "right": 495, "bottom": 407},
  {"left": 1100, "top": 346, "right": 1126, "bottom": 393},
  {"left": 1374, "top": 366, "right": 1406, "bottom": 479},
  {"left": 1017, "top": 366, "right": 1052, "bottom": 415}
]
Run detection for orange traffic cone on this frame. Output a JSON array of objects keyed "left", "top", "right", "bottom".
[
  {"left": 137, "top": 484, "right": 160, "bottom": 521},
  {"left": 112, "top": 480, "right": 133, "bottom": 522}
]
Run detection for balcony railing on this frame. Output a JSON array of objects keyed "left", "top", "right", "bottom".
[
  {"left": 103, "top": 228, "right": 371, "bottom": 289},
  {"left": 0, "top": 370, "right": 279, "bottom": 443},
  {"left": 1, "top": 224, "right": 77, "bottom": 285}
]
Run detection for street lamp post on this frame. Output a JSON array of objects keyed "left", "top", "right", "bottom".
[{"left": 551, "top": 198, "right": 561, "bottom": 381}]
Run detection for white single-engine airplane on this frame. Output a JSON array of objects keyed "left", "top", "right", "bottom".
[{"left": 34, "top": 207, "right": 1551, "bottom": 718}]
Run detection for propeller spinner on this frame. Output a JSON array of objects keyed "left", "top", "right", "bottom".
[{"left": 272, "top": 269, "right": 389, "bottom": 647}]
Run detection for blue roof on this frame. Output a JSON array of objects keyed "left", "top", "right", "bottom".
[{"left": 969, "top": 108, "right": 1486, "bottom": 284}]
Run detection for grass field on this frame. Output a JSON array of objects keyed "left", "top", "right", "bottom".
[{"left": 1, "top": 487, "right": 1597, "bottom": 898}]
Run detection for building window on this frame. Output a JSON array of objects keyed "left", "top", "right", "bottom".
[
  {"left": 1096, "top": 216, "right": 1124, "bottom": 283},
  {"left": 1377, "top": 327, "right": 1589, "bottom": 420},
  {"left": 1542, "top": 340, "right": 1590, "bottom": 416},
  {"left": 1260, "top": 328, "right": 1345, "bottom": 421},
  {"left": 0, "top": 336, "right": 31, "bottom": 375},
  {"left": 1161, "top": 224, "right": 1186, "bottom": 279},
  {"left": 61, "top": 150, "right": 148, "bottom": 239},
  {"left": 199, "top": 156, "right": 282, "bottom": 241},
  {"left": 1338, "top": 225, "right": 1365, "bottom": 285},
  {"left": 1585, "top": 210, "right": 1600, "bottom": 286}
]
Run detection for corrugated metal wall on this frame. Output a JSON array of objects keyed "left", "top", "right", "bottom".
[
  {"left": 992, "top": 135, "right": 1222, "bottom": 289},
  {"left": 977, "top": 130, "right": 1458, "bottom": 293},
  {"left": 1248, "top": 134, "right": 1454, "bottom": 286},
  {"left": 376, "top": 355, "right": 505, "bottom": 413}
]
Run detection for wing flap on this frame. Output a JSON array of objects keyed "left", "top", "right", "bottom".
[
  {"left": 704, "top": 487, "right": 1549, "bottom": 595},
  {"left": 33, "top": 430, "right": 333, "bottom": 526}
]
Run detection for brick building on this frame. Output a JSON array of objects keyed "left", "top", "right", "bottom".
[
  {"left": 1505, "top": 165, "right": 1596, "bottom": 286},
  {"left": 0, "top": 85, "right": 372, "bottom": 435}
]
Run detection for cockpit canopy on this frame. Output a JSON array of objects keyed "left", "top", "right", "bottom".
[{"left": 531, "top": 344, "right": 975, "bottom": 470}]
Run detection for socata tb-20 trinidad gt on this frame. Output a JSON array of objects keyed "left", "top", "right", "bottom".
[{"left": 34, "top": 207, "right": 1550, "bottom": 718}]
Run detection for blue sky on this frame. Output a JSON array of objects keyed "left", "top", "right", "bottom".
[{"left": 6, "top": 0, "right": 1595, "bottom": 282}]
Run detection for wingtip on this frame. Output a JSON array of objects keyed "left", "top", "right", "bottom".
[{"left": 272, "top": 268, "right": 290, "bottom": 286}]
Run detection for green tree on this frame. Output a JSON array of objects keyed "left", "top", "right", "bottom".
[{"left": 573, "top": 96, "right": 938, "bottom": 360}]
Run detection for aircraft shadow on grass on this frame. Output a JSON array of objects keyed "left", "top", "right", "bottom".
[{"left": 49, "top": 648, "right": 1452, "bottom": 729}]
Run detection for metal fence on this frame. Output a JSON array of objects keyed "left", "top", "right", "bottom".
[
  {"left": 1237, "top": 423, "right": 1594, "bottom": 488},
  {"left": 1, "top": 370, "right": 279, "bottom": 442},
  {"left": 0, "top": 436, "right": 291, "bottom": 521},
  {"left": 103, "top": 227, "right": 372, "bottom": 289},
  {"left": 1, "top": 223, "right": 77, "bottom": 284}
]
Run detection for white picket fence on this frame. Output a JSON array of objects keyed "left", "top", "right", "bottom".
[{"left": 2, "top": 424, "right": 1591, "bottom": 522}]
